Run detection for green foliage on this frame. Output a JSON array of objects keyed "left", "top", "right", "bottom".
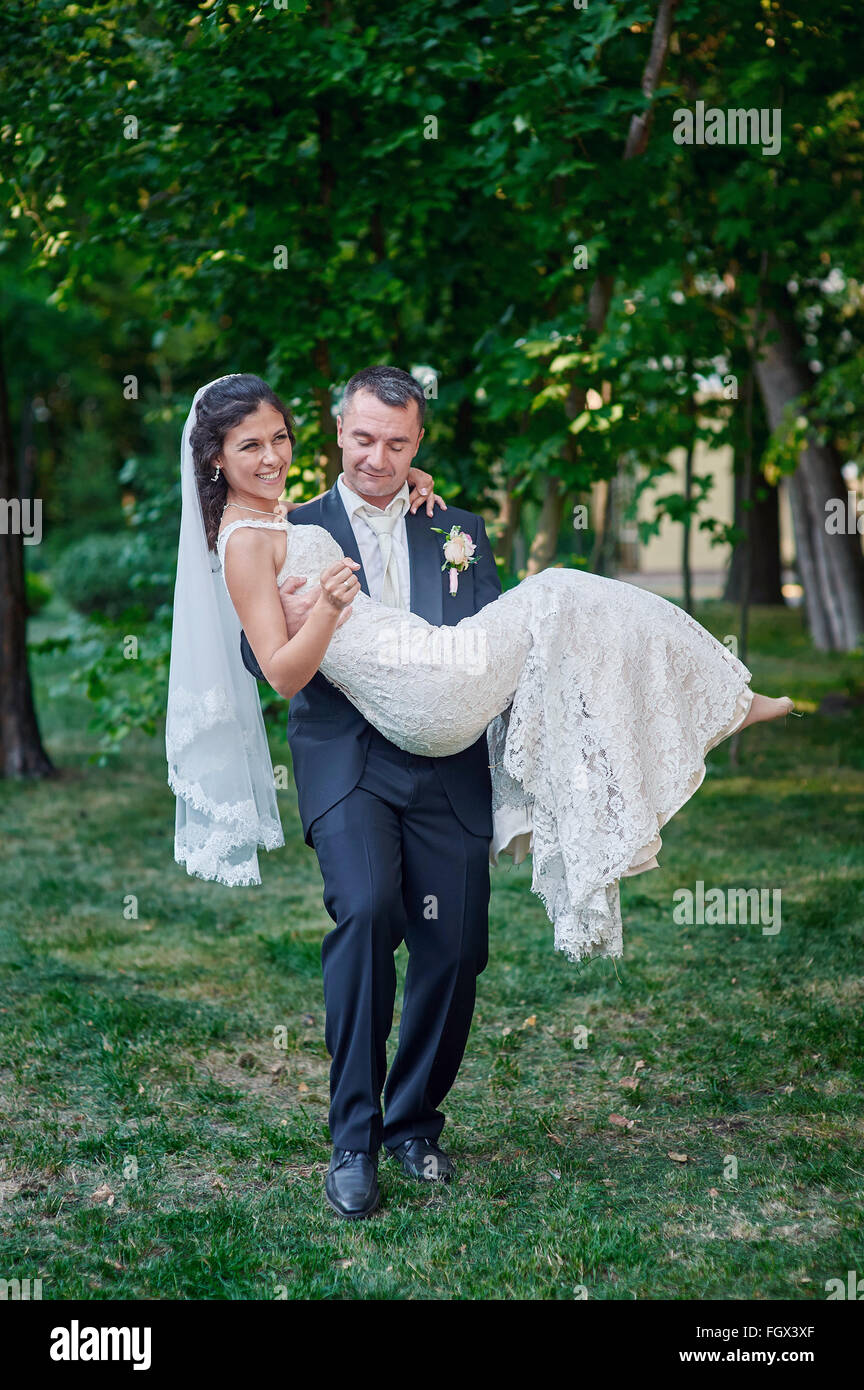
[
  {"left": 32, "top": 610, "right": 172, "bottom": 762},
  {"left": 762, "top": 406, "right": 813, "bottom": 483},
  {"left": 76, "top": 615, "right": 173, "bottom": 759},
  {"left": 4, "top": 0, "right": 864, "bottom": 737},
  {"left": 24, "top": 569, "right": 52, "bottom": 615},
  {"left": 53, "top": 533, "right": 172, "bottom": 620}
]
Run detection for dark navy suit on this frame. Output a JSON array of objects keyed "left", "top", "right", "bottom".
[{"left": 240, "top": 481, "right": 502, "bottom": 1152}]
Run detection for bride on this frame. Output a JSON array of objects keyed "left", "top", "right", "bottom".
[{"left": 167, "top": 374, "right": 795, "bottom": 964}]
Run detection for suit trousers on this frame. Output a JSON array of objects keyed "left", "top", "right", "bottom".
[{"left": 308, "top": 726, "right": 491, "bottom": 1153}]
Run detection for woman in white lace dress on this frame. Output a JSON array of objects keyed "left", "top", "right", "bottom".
[{"left": 167, "top": 375, "right": 794, "bottom": 964}]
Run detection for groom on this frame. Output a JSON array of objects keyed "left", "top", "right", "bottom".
[{"left": 240, "top": 365, "right": 501, "bottom": 1218}]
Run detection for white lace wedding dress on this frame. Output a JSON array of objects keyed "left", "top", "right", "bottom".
[{"left": 217, "top": 518, "right": 753, "bottom": 964}]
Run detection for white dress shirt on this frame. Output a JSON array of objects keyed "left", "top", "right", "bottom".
[{"left": 336, "top": 473, "right": 411, "bottom": 608}]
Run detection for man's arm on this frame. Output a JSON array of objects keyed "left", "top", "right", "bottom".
[{"left": 472, "top": 516, "right": 502, "bottom": 611}]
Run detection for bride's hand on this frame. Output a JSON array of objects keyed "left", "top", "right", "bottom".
[
  {"left": 317, "top": 557, "right": 361, "bottom": 618},
  {"left": 406, "top": 466, "right": 447, "bottom": 517}
]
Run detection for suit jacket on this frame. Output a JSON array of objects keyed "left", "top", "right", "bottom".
[{"left": 240, "top": 481, "right": 502, "bottom": 844}]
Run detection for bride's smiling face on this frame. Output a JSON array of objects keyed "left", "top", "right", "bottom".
[{"left": 218, "top": 402, "right": 293, "bottom": 501}]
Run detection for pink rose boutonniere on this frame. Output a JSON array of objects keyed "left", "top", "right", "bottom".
[{"left": 431, "top": 523, "right": 477, "bottom": 596}]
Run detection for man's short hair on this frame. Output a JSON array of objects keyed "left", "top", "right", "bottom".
[{"left": 341, "top": 364, "right": 426, "bottom": 428}]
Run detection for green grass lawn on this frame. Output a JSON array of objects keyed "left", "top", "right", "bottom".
[{"left": 1, "top": 602, "right": 863, "bottom": 1300}]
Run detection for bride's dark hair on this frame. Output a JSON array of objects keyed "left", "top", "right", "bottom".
[{"left": 191, "top": 374, "right": 295, "bottom": 551}]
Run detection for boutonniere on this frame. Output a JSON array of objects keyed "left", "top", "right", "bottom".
[{"left": 431, "top": 523, "right": 477, "bottom": 596}]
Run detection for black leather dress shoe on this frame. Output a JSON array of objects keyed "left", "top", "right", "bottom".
[
  {"left": 324, "top": 1148, "right": 380, "bottom": 1219},
  {"left": 386, "top": 1137, "right": 455, "bottom": 1182}
]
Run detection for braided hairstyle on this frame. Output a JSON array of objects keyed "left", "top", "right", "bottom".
[{"left": 191, "top": 374, "right": 295, "bottom": 551}]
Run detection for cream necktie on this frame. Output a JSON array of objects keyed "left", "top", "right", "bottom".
[{"left": 357, "top": 499, "right": 406, "bottom": 609}]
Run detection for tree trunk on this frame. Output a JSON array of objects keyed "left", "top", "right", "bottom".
[
  {"left": 728, "top": 368, "right": 757, "bottom": 769},
  {"left": 724, "top": 367, "right": 783, "bottom": 605},
  {"left": 752, "top": 302, "right": 864, "bottom": 650},
  {"left": 681, "top": 433, "right": 694, "bottom": 614},
  {"left": 724, "top": 471, "right": 784, "bottom": 604},
  {"left": 493, "top": 478, "right": 524, "bottom": 570},
  {"left": 625, "top": 0, "right": 679, "bottom": 160},
  {"left": 526, "top": 476, "right": 566, "bottom": 574},
  {"left": 0, "top": 327, "right": 54, "bottom": 777},
  {"left": 532, "top": 0, "right": 679, "bottom": 571},
  {"left": 591, "top": 475, "right": 617, "bottom": 576}
]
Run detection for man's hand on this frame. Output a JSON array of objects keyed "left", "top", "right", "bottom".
[
  {"left": 406, "top": 466, "right": 447, "bottom": 516},
  {"left": 277, "top": 576, "right": 319, "bottom": 638}
]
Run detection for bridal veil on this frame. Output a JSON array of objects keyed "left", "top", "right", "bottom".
[{"left": 165, "top": 377, "right": 283, "bottom": 886}]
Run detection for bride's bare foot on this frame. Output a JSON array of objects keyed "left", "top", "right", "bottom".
[{"left": 739, "top": 693, "right": 795, "bottom": 731}]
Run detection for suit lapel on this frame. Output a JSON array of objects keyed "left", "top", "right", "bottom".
[
  {"left": 319, "top": 482, "right": 370, "bottom": 597},
  {"left": 319, "top": 481, "right": 445, "bottom": 622},
  {"left": 406, "top": 510, "right": 444, "bottom": 626}
]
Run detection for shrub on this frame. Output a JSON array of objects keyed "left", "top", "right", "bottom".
[{"left": 53, "top": 532, "right": 173, "bottom": 619}]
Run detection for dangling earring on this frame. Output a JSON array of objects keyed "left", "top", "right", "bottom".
[{"left": 212, "top": 463, "right": 221, "bottom": 482}]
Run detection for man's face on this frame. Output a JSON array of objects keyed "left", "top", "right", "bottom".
[{"left": 337, "top": 389, "right": 424, "bottom": 507}]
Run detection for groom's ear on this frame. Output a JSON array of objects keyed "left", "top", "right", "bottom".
[{"left": 336, "top": 414, "right": 344, "bottom": 448}]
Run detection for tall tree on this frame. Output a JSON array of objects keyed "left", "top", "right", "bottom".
[
  {"left": 0, "top": 326, "right": 53, "bottom": 777},
  {"left": 526, "top": 0, "right": 680, "bottom": 574},
  {"left": 754, "top": 300, "right": 864, "bottom": 650}
]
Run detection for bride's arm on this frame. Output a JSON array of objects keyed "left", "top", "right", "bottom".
[
  {"left": 223, "top": 528, "right": 360, "bottom": 699},
  {"left": 405, "top": 466, "right": 447, "bottom": 515}
]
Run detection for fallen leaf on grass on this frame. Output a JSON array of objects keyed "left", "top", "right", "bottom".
[
  {"left": 608, "top": 1114, "right": 634, "bottom": 1129},
  {"left": 667, "top": 1152, "right": 690, "bottom": 1164},
  {"left": 92, "top": 1183, "right": 115, "bottom": 1205}
]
